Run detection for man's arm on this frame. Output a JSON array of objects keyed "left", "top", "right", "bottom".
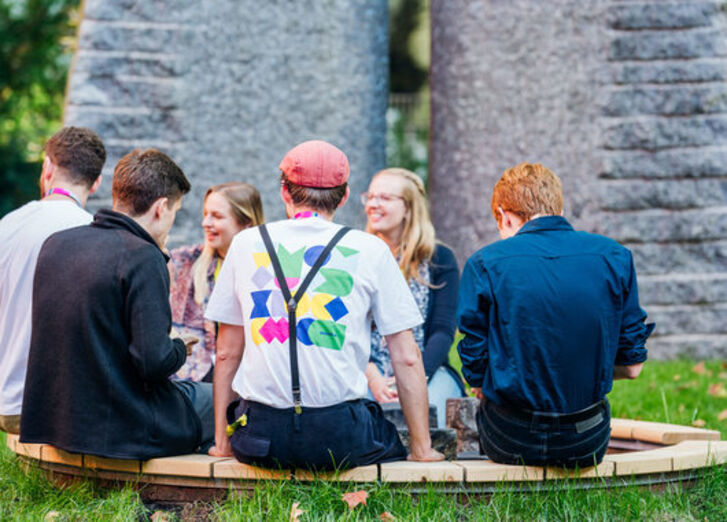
[
  {"left": 386, "top": 329, "right": 443, "bottom": 462},
  {"left": 614, "top": 362, "right": 643, "bottom": 380},
  {"left": 208, "top": 323, "right": 245, "bottom": 457},
  {"left": 456, "top": 257, "right": 491, "bottom": 389}
]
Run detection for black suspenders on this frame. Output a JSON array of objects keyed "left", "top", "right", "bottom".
[{"left": 258, "top": 223, "right": 351, "bottom": 416}]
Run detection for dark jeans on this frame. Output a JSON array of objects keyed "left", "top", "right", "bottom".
[
  {"left": 228, "top": 398, "right": 406, "bottom": 471},
  {"left": 477, "top": 398, "right": 611, "bottom": 469},
  {"left": 172, "top": 380, "right": 215, "bottom": 453}
]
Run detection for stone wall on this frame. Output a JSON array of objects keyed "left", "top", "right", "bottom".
[
  {"left": 64, "top": 0, "right": 389, "bottom": 245},
  {"left": 430, "top": 0, "right": 727, "bottom": 358}
]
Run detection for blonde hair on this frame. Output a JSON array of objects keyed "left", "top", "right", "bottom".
[
  {"left": 491, "top": 163, "right": 563, "bottom": 225},
  {"left": 366, "top": 168, "right": 436, "bottom": 284},
  {"left": 192, "top": 182, "right": 264, "bottom": 304}
]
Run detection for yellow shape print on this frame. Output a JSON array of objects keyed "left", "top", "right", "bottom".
[
  {"left": 250, "top": 317, "right": 268, "bottom": 345},
  {"left": 253, "top": 252, "right": 271, "bottom": 268},
  {"left": 309, "top": 293, "right": 333, "bottom": 320},
  {"left": 295, "top": 292, "right": 311, "bottom": 315}
]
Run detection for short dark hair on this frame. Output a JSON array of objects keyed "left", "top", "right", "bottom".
[
  {"left": 112, "top": 149, "right": 191, "bottom": 215},
  {"left": 45, "top": 127, "right": 106, "bottom": 189},
  {"left": 281, "top": 173, "right": 347, "bottom": 214}
]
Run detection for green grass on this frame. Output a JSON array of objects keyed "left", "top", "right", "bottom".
[{"left": 2, "top": 359, "right": 727, "bottom": 520}]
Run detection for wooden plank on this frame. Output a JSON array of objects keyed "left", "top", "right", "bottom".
[
  {"left": 545, "top": 460, "right": 614, "bottom": 480},
  {"left": 213, "top": 460, "right": 291, "bottom": 480},
  {"left": 83, "top": 454, "right": 141, "bottom": 473},
  {"left": 671, "top": 440, "right": 727, "bottom": 471},
  {"left": 14, "top": 440, "right": 44, "bottom": 460},
  {"left": 605, "top": 447, "right": 674, "bottom": 475},
  {"left": 294, "top": 465, "right": 378, "bottom": 482},
  {"left": 610, "top": 418, "right": 636, "bottom": 440},
  {"left": 456, "top": 460, "right": 543, "bottom": 482},
  {"left": 379, "top": 461, "right": 463, "bottom": 483},
  {"left": 142, "top": 454, "right": 233, "bottom": 478},
  {"left": 41, "top": 446, "right": 83, "bottom": 467},
  {"left": 5, "top": 433, "right": 18, "bottom": 452},
  {"left": 630, "top": 421, "right": 720, "bottom": 445}
]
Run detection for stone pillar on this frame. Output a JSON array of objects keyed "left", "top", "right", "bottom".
[
  {"left": 64, "top": 0, "right": 389, "bottom": 244},
  {"left": 430, "top": 0, "right": 727, "bottom": 358}
]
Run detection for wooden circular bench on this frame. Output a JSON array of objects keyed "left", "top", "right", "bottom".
[{"left": 5, "top": 418, "right": 726, "bottom": 502}]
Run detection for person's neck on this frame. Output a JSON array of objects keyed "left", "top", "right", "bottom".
[
  {"left": 377, "top": 230, "right": 402, "bottom": 255},
  {"left": 43, "top": 182, "right": 89, "bottom": 207},
  {"left": 288, "top": 205, "right": 334, "bottom": 221}
]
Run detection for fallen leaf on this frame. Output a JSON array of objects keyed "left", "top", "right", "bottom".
[
  {"left": 692, "top": 419, "right": 707, "bottom": 428},
  {"left": 380, "top": 512, "right": 396, "bottom": 521},
  {"left": 44, "top": 512, "right": 60, "bottom": 521},
  {"left": 722, "top": 362, "right": 727, "bottom": 370},
  {"left": 673, "top": 374, "right": 681, "bottom": 381},
  {"left": 718, "top": 409, "right": 727, "bottom": 421},
  {"left": 719, "top": 372, "right": 727, "bottom": 380},
  {"left": 150, "top": 512, "right": 173, "bottom": 522},
  {"left": 289, "top": 502, "right": 304, "bottom": 522},
  {"left": 693, "top": 362, "right": 707, "bottom": 375},
  {"left": 708, "top": 383, "right": 727, "bottom": 398},
  {"left": 341, "top": 490, "right": 369, "bottom": 510}
]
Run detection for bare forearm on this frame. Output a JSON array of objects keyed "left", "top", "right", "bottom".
[
  {"left": 613, "top": 362, "right": 644, "bottom": 380},
  {"left": 210, "top": 324, "right": 245, "bottom": 456}
]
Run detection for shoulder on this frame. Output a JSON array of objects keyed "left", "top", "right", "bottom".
[
  {"left": 432, "top": 243, "right": 457, "bottom": 266},
  {"left": 169, "top": 244, "right": 203, "bottom": 265},
  {"left": 571, "top": 230, "right": 632, "bottom": 261}
]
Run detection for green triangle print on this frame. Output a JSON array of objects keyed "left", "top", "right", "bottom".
[
  {"left": 277, "top": 244, "right": 305, "bottom": 278},
  {"left": 336, "top": 245, "right": 359, "bottom": 257}
]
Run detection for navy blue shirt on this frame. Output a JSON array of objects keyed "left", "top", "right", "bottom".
[{"left": 457, "top": 216, "right": 654, "bottom": 413}]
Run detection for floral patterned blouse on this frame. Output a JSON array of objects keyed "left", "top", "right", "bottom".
[
  {"left": 168, "top": 244, "right": 218, "bottom": 381},
  {"left": 370, "top": 260, "right": 430, "bottom": 378}
]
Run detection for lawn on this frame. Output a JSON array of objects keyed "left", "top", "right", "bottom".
[{"left": 2, "top": 359, "right": 726, "bottom": 521}]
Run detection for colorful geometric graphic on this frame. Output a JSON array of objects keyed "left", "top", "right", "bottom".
[{"left": 249, "top": 241, "right": 358, "bottom": 350}]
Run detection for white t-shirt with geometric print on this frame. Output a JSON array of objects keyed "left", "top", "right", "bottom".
[{"left": 205, "top": 216, "right": 422, "bottom": 408}]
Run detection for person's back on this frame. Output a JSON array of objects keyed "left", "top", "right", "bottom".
[
  {"left": 206, "top": 140, "right": 442, "bottom": 469},
  {"left": 0, "top": 127, "right": 105, "bottom": 434},
  {"left": 470, "top": 217, "right": 646, "bottom": 413},
  {"left": 458, "top": 162, "right": 654, "bottom": 468},
  {"left": 20, "top": 148, "right": 213, "bottom": 459}
]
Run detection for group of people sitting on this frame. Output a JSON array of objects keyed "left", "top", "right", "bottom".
[{"left": 0, "top": 126, "right": 653, "bottom": 471}]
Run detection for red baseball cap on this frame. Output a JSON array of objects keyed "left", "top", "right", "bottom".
[{"left": 279, "top": 140, "right": 350, "bottom": 188}]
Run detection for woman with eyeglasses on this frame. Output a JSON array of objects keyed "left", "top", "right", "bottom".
[
  {"left": 169, "top": 182, "right": 264, "bottom": 382},
  {"left": 362, "top": 168, "right": 463, "bottom": 428}
]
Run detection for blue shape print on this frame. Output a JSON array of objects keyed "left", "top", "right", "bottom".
[
  {"left": 250, "top": 290, "right": 272, "bottom": 319},
  {"left": 297, "top": 318, "right": 315, "bottom": 345},
  {"left": 324, "top": 297, "right": 348, "bottom": 321},
  {"left": 304, "top": 245, "right": 331, "bottom": 267}
]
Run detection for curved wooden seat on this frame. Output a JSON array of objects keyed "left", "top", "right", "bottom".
[{"left": 5, "top": 419, "right": 726, "bottom": 500}]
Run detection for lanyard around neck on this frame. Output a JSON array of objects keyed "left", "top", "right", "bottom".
[{"left": 44, "top": 187, "right": 82, "bottom": 208}]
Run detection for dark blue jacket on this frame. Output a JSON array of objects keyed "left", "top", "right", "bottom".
[
  {"left": 457, "top": 216, "right": 654, "bottom": 413},
  {"left": 21, "top": 209, "right": 201, "bottom": 459}
]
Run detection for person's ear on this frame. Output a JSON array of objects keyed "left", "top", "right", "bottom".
[
  {"left": 497, "top": 207, "right": 509, "bottom": 227},
  {"left": 153, "top": 197, "right": 169, "bottom": 219},
  {"left": 89, "top": 175, "right": 102, "bottom": 195},
  {"left": 280, "top": 182, "right": 293, "bottom": 206},
  {"left": 337, "top": 185, "right": 350, "bottom": 208},
  {"left": 41, "top": 157, "right": 54, "bottom": 186}
]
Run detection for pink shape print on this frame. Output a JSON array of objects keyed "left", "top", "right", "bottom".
[
  {"left": 259, "top": 317, "right": 289, "bottom": 344},
  {"left": 274, "top": 277, "right": 300, "bottom": 291}
]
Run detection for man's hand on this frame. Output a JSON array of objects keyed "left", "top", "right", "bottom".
[
  {"left": 209, "top": 438, "right": 233, "bottom": 457},
  {"left": 181, "top": 334, "right": 199, "bottom": 356},
  {"left": 408, "top": 447, "right": 445, "bottom": 462},
  {"left": 470, "top": 387, "right": 483, "bottom": 400}
]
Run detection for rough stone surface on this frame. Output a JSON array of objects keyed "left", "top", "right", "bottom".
[
  {"left": 64, "top": 0, "right": 389, "bottom": 245},
  {"left": 446, "top": 397, "right": 480, "bottom": 455},
  {"left": 397, "top": 428, "right": 458, "bottom": 461},
  {"left": 430, "top": 0, "right": 727, "bottom": 357},
  {"left": 381, "top": 402, "right": 437, "bottom": 430}
]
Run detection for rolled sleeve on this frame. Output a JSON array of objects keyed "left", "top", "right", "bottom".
[
  {"left": 615, "top": 253, "right": 654, "bottom": 366},
  {"left": 456, "top": 256, "right": 492, "bottom": 388}
]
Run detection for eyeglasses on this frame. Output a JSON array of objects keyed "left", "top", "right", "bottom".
[{"left": 360, "top": 192, "right": 404, "bottom": 205}]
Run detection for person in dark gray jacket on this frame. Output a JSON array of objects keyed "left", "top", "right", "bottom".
[{"left": 20, "top": 149, "right": 213, "bottom": 460}]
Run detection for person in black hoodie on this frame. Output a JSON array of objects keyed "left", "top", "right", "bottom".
[{"left": 20, "top": 148, "right": 213, "bottom": 460}]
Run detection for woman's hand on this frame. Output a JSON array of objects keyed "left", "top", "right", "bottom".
[
  {"left": 370, "top": 374, "right": 399, "bottom": 403},
  {"left": 209, "top": 436, "right": 234, "bottom": 457}
]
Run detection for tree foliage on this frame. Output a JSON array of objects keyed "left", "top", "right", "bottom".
[
  {"left": 0, "top": 0, "right": 80, "bottom": 216},
  {"left": 389, "top": 0, "right": 427, "bottom": 94}
]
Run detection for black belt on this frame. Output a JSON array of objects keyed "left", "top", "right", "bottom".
[{"left": 489, "top": 399, "right": 607, "bottom": 428}]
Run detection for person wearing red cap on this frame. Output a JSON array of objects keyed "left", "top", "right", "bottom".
[{"left": 205, "top": 140, "right": 443, "bottom": 469}]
